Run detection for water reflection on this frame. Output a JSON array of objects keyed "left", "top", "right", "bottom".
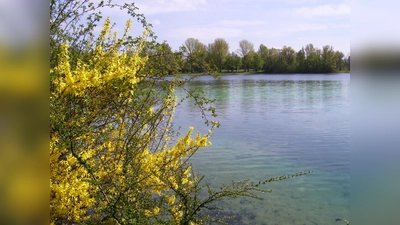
[
  {"left": 174, "top": 74, "right": 350, "bottom": 225},
  {"left": 182, "top": 78, "right": 349, "bottom": 116}
]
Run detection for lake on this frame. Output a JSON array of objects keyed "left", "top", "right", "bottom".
[{"left": 173, "top": 74, "right": 350, "bottom": 225}]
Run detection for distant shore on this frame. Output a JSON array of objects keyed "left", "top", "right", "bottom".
[{"left": 178, "top": 70, "right": 350, "bottom": 76}]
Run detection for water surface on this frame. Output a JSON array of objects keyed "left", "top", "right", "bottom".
[{"left": 174, "top": 74, "right": 350, "bottom": 225}]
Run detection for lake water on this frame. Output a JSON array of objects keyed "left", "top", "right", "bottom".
[{"left": 173, "top": 74, "right": 350, "bottom": 225}]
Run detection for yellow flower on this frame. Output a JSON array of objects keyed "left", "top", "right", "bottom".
[
  {"left": 167, "top": 195, "right": 176, "bottom": 205},
  {"left": 52, "top": 17, "right": 148, "bottom": 97},
  {"left": 153, "top": 206, "right": 160, "bottom": 215},
  {"left": 144, "top": 209, "right": 152, "bottom": 217},
  {"left": 175, "top": 211, "right": 183, "bottom": 219}
]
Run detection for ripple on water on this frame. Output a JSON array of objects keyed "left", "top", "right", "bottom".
[{"left": 175, "top": 74, "right": 350, "bottom": 224}]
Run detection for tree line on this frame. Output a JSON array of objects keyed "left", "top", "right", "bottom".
[{"left": 155, "top": 38, "right": 350, "bottom": 74}]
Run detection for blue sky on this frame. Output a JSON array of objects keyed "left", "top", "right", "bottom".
[{"left": 96, "top": 0, "right": 349, "bottom": 55}]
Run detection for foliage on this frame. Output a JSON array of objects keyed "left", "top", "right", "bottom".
[
  {"left": 179, "top": 39, "right": 349, "bottom": 74},
  {"left": 224, "top": 52, "right": 242, "bottom": 73},
  {"left": 208, "top": 38, "right": 229, "bottom": 73},
  {"left": 237, "top": 39, "right": 255, "bottom": 72},
  {"left": 181, "top": 38, "right": 210, "bottom": 74},
  {"left": 50, "top": 0, "right": 153, "bottom": 68},
  {"left": 144, "top": 41, "right": 183, "bottom": 76}
]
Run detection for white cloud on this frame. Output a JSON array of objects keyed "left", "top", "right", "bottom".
[
  {"left": 166, "top": 20, "right": 266, "bottom": 40},
  {"left": 165, "top": 19, "right": 262, "bottom": 40},
  {"left": 214, "top": 20, "right": 266, "bottom": 27},
  {"left": 287, "top": 0, "right": 321, "bottom": 4},
  {"left": 245, "top": 23, "right": 327, "bottom": 40},
  {"left": 329, "top": 23, "right": 350, "bottom": 29},
  {"left": 135, "top": 0, "right": 207, "bottom": 15},
  {"left": 151, "top": 19, "right": 161, "bottom": 25},
  {"left": 285, "top": 23, "right": 327, "bottom": 32},
  {"left": 166, "top": 27, "right": 242, "bottom": 40},
  {"left": 292, "top": 3, "right": 350, "bottom": 17}
]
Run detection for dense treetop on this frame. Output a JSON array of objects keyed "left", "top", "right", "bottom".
[{"left": 178, "top": 38, "right": 350, "bottom": 74}]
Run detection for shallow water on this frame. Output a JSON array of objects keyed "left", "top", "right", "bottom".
[{"left": 174, "top": 74, "right": 350, "bottom": 225}]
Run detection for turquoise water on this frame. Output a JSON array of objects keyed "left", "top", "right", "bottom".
[{"left": 173, "top": 74, "right": 350, "bottom": 225}]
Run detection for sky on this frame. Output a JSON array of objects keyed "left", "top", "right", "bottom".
[{"left": 101, "top": 0, "right": 350, "bottom": 55}]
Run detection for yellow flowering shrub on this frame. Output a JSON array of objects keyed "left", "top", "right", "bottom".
[
  {"left": 52, "top": 18, "right": 146, "bottom": 96},
  {"left": 50, "top": 17, "right": 216, "bottom": 225},
  {"left": 50, "top": 135, "right": 97, "bottom": 222}
]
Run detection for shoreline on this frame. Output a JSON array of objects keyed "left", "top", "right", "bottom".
[{"left": 177, "top": 71, "right": 350, "bottom": 76}]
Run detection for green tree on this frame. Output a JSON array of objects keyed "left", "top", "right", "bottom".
[
  {"left": 252, "top": 51, "right": 264, "bottom": 72},
  {"left": 183, "top": 38, "right": 208, "bottom": 73},
  {"left": 145, "top": 41, "right": 183, "bottom": 75},
  {"left": 305, "top": 44, "right": 319, "bottom": 73},
  {"left": 280, "top": 46, "right": 297, "bottom": 73},
  {"left": 335, "top": 51, "right": 345, "bottom": 71},
  {"left": 225, "top": 52, "right": 242, "bottom": 72},
  {"left": 296, "top": 48, "right": 306, "bottom": 73},
  {"left": 238, "top": 39, "right": 255, "bottom": 72},
  {"left": 185, "top": 38, "right": 201, "bottom": 54},
  {"left": 263, "top": 48, "right": 280, "bottom": 73},
  {"left": 258, "top": 44, "right": 269, "bottom": 72},
  {"left": 258, "top": 44, "right": 268, "bottom": 56},
  {"left": 345, "top": 54, "right": 350, "bottom": 70},
  {"left": 321, "top": 45, "right": 336, "bottom": 73},
  {"left": 315, "top": 47, "right": 323, "bottom": 72},
  {"left": 209, "top": 38, "right": 229, "bottom": 72}
]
